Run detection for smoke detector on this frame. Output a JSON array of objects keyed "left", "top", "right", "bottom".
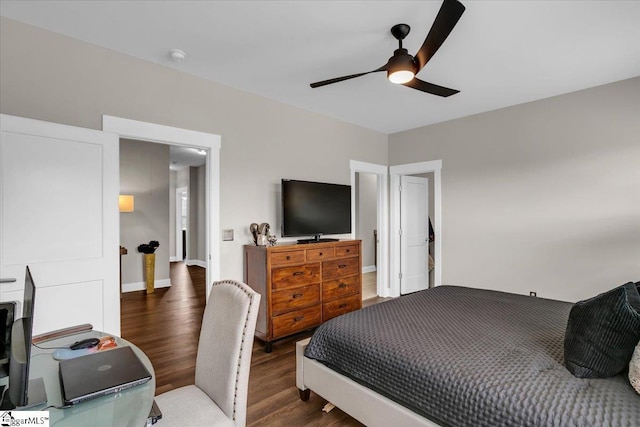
[{"left": 169, "top": 49, "right": 187, "bottom": 62}]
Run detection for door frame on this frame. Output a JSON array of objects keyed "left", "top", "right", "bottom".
[
  {"left": 102, "top": 115, "right": 221, "bottom": 297},
  {"left": 390, "top": 160, "right": 442, "bottom": 297},
  {"left": 350, "top": 160, "right": 389, "bottom": 297}
]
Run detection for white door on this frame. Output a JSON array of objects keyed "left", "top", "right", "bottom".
[
  {"left": 400, "top": 175, "right": 430, "bottom": 294},
  {"left": 0, "top": 114, "right": 120, "bottom": 336}
]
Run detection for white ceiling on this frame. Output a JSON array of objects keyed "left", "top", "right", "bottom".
[
  {"left": 169, "top": 145, "right": 206, "bottom": 171},
  {"left": 1, "top": 1, "right": 639, "bottom": 134}
]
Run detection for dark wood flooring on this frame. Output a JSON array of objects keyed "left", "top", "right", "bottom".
[
  {"left": 120, "top": 262, "right": 206, "bottom": 395},
  {"left": 120, "top": 262, "right": 387, "bottom": 425}
]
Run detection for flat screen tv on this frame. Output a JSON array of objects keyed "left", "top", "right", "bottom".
[{"left": 281, "top": 179, "right": 351, "bottom": 243}]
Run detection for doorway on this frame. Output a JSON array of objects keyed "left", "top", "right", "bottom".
[
  {"left": 350, "top": 160, "right": 389, "bottom": 298},
  {"left": 103, "top": 116, "right": 221, "bottom": 297},
  {"left": 355, "top": 171, "right": 378, "bottom": 300},
  {"left": 175, "top": 187, "right": 188, "bottom": 261},
  {"left": 390, "top": 160, "right": 442, "bottom": 297}
]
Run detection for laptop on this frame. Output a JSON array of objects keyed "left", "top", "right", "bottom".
[{"left": 59, "top": 346, "right": 152, "bottom": 405}]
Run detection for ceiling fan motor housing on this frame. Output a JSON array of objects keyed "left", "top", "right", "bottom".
[{"left": 387, "top": 48, "right": 416, "bottom": 83}]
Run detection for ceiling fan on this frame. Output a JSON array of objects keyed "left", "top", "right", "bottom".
[{"left": 310, "top": 0, "right": 466, "bottom": 97}]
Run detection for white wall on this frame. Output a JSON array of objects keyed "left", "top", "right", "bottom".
[
  {"left": 176, "top": 167, "right": 189, "bottom": 189},
  {"left": 389, "top": 77, "right": 640, "bottom": 302},
  {"left": 0, "top": 18, "right": 389, "bottom": 283},
  {"left": 119, "top": 139, "right": 170, "bottom": 290}
]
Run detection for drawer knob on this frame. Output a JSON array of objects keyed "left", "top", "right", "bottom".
[
  {"left": 319, "top": 252, "right": 323, "bottom": 256},
  {"left": 346, "top": 249, "right": 350, "bottom": 253},
  {"left": 286, "top": 256, "right": 291, "bottom": 260},
  {"left": 338, "top": 264, "right": 347, "bottom": 269},
  {"left": 293, "top": 271, "right": 304, "bottom": 276},
  {"left": 339, "top": 304, "right": 347, "bottom": 309},
  {"left": 294, "top": 316, "right": 304, "bottom": 322},
  {"left": 338, "top": 283, "right": 347, "bottom": 288},
  {"left": 292, "top": 293, "right": 303, "bottom": 299}
]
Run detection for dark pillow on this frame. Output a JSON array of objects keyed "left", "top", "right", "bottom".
[{"left": 564, "top": 281, "right": 640, "bottom": 378}]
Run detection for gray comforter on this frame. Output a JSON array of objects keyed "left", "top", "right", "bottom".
[{"left": 304, "top": 286, "right": 640, "bottom": 426}]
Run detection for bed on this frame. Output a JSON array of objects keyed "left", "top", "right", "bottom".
[{"left": 296, "top": 286, "right": 640, "bottom": 426}]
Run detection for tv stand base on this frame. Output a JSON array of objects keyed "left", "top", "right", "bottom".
[{"left": 297, "top": 235, "right": 339, "bottom": 244}]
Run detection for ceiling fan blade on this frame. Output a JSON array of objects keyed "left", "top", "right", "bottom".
[
  {"left": 310, "top": 66, "right": 387, "bottom": 88},
  {"left": 414, "top": 0, "right": 466, "bottom": 72},
  {"left": 403, "top": 78, "right": 459, "bottom": 97}
]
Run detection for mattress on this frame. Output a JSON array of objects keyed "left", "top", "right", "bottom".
[{"left": 304, "top": 286, "right": 640, "bottom": 427}]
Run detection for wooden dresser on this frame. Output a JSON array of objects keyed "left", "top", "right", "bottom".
[{"left": 244, "top": 240, "right": 362, "bottom": 352}]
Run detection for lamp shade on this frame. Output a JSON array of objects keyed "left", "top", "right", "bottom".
[{"left": 119, "top": 195, "right": 135, "bottom": 212}]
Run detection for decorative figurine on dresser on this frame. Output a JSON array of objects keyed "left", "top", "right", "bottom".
[
  {"left": 244, "top": 240, "right": 362, "bottom": 352},
  {"left": 249, "top": 222, "right": 271, "bottom": 246}
]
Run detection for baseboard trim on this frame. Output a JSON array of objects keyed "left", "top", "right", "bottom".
[
  {"left": 362, "top": 265, "right": 377, "bottom": 274},
  {"left": 185, "top": 259, "right": 207, "bottom": 268},
  {"left": 122, "top": 278, "right": 172, "bottom": 293},
  {"left": 169, "top": 256, "right": 181, "bottom": 262}
]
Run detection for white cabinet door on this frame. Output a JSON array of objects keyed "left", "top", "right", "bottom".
[
  {"left": 400, "top": 175, "right": 429, "bottom": 294},
  {"left": 0, "top": 114, "right": 120, "bottom": 336}
]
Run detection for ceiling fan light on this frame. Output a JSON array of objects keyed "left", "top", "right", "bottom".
[
  {"left": 387, "top": 48, "right": 416, "bottom": 84},
  {"left": 388, "top": 70, "right": 415, "bottom": 84}
]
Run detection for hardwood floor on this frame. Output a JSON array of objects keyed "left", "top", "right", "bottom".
[
  {"left": 362, "top": 271, "right": 376, "bottom": 300},
  {"left": 120, "top": 262, "right": 206, "bottom": 395},
  {"left": 120, "top": 262, "right": 367, "bottom": 425}
]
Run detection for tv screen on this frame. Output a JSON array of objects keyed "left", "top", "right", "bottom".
[{"left": 282, "top": 179, "right": 351, "bottom": 240}]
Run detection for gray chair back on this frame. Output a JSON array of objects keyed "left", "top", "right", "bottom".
[{"left": 194, "top": 280, "right": 260, "bottom": 427}]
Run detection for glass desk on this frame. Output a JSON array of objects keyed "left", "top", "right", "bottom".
[{"left": 29, "top": 330, "right": 155, "bottom": 427}]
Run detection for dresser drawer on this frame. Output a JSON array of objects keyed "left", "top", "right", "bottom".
[
  {"left": 335, "top": 243, "right": 359, "bottom": 258},
  {"left": 272, "top": 284, "right": 320, "bottom": 315},
  {"left": 306, "top": 247, "right": 335, "bottom": 262},
  {"left": 272, "top": 264, "right": 320, "bottom": 290},
  {"left": 270, "top": 250, "right": 305, "bottom": 266},
  {"left": 322, "top": 257, "right": 359, "bottom": 281},
  {"left": 272, "top": 305, "right": 321, "bottom": 338},
  {"left": 323, "top": 275, "right": 360, "bottom": 301},
  {"left": 322, "top": 294, "right": 361, "bottom": 322}
]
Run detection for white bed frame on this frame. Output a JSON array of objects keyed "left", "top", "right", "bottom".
[{"left": 296, "top": 338, "right": 441, "bottom": 427}]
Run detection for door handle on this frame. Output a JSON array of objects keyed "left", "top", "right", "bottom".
[{"left": 0, "top": 278, "right": 17, "bottom": 283}]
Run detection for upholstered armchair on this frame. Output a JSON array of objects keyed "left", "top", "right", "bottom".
[{"left": 155, "top": 280, "right": 260, "bottom": 426}]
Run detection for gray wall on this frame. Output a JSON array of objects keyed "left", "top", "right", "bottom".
[
  {"left": 169, "top": 170, "right": 177, "bottom": 259},
  {"left": 390, "top": 77, "right": 640, "bottom": 302},
  {"left": 356, "top": 173, "right": 377, "bottom": 269},
  {"left": 119, "top": 139, "right": 170, "bottom": 287},
  {"left": 188, "top": 165, "right": 206, "bottom": 264},
  {"left": 0, "top": 17, "right": 389, "bottom": 282}
]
